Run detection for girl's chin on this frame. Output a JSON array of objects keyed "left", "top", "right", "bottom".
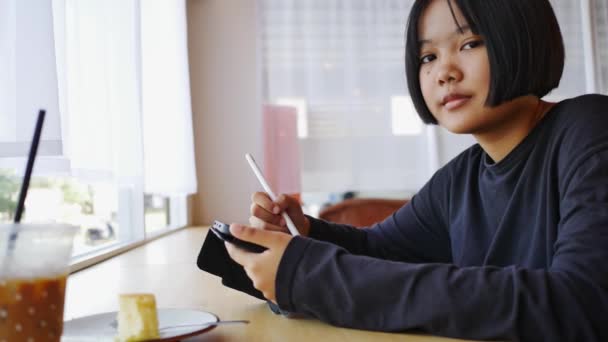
[
  {"left": 437, "top": 117, "right": 481, "bottom": 135},
  {"left": 435, "top": 107, "right": 488, "bottom": 134},
  {"left": 443, "top": 126, "right": 475, "bottom": 135}
]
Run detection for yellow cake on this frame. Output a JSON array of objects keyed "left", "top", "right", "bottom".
[{"left": 116, "top": 293, "right": 160, "bottom": 342}]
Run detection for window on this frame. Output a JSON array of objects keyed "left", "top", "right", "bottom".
[
  {"left": 144, "top": 194, "right": 170, "bottom": 234},
  {"left": 0, "top": 170, "right": 119, "bottom": 255},
  {"left": 594, "top": 0, "right": 608, "bottom": 94},
  {"left": 0, "top": 0, "right": 197, "bottom": 264},
  {"left": 391, "top": 96, "right": 422, "bottom": 136},
  {"left": 260, "top": 0, "right": 435, "bottom": 195},
  {"left": 548, "top": 0, "right": 588, "bottom": 98}
]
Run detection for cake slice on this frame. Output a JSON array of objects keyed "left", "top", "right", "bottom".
[{"left": 116, "top": 293, "right": 160, "bottom": 342}]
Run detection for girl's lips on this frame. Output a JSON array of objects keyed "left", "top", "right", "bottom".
[{"left": 444, "top": 96, "right": 471, "bottom": 110}]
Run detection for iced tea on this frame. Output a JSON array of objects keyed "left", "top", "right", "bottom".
[{"left": 0, "top": 275, "right": 67, "bottom": 342}]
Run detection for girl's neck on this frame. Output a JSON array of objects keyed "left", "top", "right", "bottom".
[{"left": 474, "top": 96, "right": 555, "bottom": 164}]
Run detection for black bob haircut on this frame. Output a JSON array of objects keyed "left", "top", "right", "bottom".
[{"left": 405, "top": 0, "right": 565, "bottom": 124}]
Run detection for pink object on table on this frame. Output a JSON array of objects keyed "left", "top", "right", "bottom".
[{"left": 263, "top": 105, "right": 301, "bottom": 195}]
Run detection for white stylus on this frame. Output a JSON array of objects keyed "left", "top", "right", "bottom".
[{"left": 245, "top": 153, "right": 300, "bottom": 236}]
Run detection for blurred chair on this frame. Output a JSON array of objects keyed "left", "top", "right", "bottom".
[{"left": 318, "top": 198, "right": 409, "bottom": 227}]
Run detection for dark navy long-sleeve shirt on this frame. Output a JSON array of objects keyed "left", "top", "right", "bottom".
[{"left": 274, "top": 94, "right": 608, "bottom": 341}]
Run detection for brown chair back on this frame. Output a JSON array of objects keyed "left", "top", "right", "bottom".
[{"left": 318, "top": 198, "right": 409, "bottom": 227}]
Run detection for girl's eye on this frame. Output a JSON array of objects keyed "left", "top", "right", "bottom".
[
  {"left": 420, "top": 54, "right": 436, "bottom": 64},
  {"left": 461, "top": 40, "right": 484, "bottom": 50}
]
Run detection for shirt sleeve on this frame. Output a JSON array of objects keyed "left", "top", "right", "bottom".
[{"left": 275, "top": 149, "right": 608, "bottom": 341}]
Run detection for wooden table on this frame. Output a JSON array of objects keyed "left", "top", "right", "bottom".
[{"left": 64, "top": 227, "right": 473, "bottom": 341}]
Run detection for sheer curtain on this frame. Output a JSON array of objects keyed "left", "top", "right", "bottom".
[
  {"left": 1, "top": 0, "right": 197, "bottom": 196},
  {"left": 0, "top": 0, "right": 66, "bottom": 172},
  {"left": 259, "top": 0, "right": 598, "bottom": 195},
  {"left": 56, "top": 0, "right": 142, "bottom": 183},
  {"left": 141, "top": 0, "right": 197, "bottom": 195},
  {"left": 52, "top": 0, "right": 197, "bottom": 195}
]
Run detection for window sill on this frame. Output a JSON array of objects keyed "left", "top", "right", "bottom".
[{"left": 69, "top": 225, "right": 188, "bottom": 273}]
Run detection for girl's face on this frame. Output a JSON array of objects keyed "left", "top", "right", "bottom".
[{"left": 418, "top": 0, "right": 514, "bottom": 135}]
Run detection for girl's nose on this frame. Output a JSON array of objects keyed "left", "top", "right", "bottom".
[{"left": 436, "top": 60, "right": 463, "bottom": 86}]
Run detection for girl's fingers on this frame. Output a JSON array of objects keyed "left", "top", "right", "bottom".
[
  {"left": 249, "top": 215, "right": 286, "bottom": 232},
  {"left": 251, "top": 192, "right": 277, "bottom": 213},
  {"left": 276, "top": 194, "right": 292, "bottom": 212},
  {"left": 251, "top": 203, "right": 283, "bottom": 226}
]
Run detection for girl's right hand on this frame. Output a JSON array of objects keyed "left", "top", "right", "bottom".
[{"left": 249, "top": 192, "right": 310, "bottom": 237}]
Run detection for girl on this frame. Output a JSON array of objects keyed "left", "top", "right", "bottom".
[{"left": 225, "top": 0, "right": 608, "bottom": 340}]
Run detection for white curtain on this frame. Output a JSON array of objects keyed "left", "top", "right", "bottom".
[
  {"left": 0, "top": 0, "right": 66, "bottom": 172},
  {"left": 259, "top": 0, "right": 596, "bottom": 194},
  {"left": 55, "top": 0, "right": 142, "bottom": 183},
  {"left": 140, "top": 0, "right": 197, "bottom": 195},
  {"left": 0, "top": 0, "right": 197, "bottom": 195}
]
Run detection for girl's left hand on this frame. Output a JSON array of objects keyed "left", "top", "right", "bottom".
[{"left": 224, "top": 223, "right": 292, "bottom": 303}]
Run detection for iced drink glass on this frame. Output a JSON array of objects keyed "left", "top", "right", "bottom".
[{"left": 0, "top": 223, "right": 78, "bottom": 342}]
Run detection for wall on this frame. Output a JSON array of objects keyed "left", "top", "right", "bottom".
[{"left": 187, "top": 0, "right": 262, "bottom": 225}]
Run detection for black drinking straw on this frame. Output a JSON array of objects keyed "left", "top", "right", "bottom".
[{"left": 13, "top": 110, "right": 46, "bottom": 223}]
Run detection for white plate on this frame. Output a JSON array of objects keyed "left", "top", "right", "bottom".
[{"left": 62, "top": 308, "right": 219, "bottom": 341}]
